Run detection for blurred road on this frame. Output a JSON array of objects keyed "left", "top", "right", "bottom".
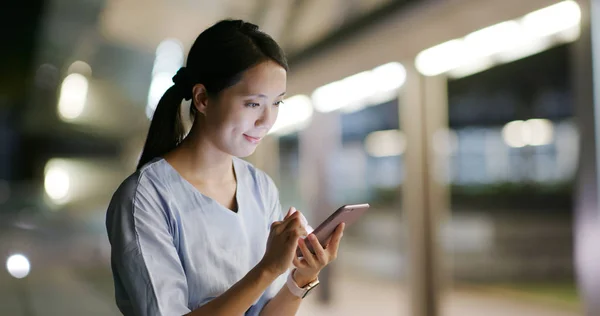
[
  {"left": 0, "top": 263, "right": 580, "bottom": 316},
  {"left": 298, "top": 272, "right": 580, "bottom": 316},
  {"left": 0, "top": 265, "right": 119, "bottom": 316}
]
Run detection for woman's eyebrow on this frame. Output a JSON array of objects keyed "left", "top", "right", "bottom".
[{"left": 245, "top": 91, "right": 286, "bottom": 98}]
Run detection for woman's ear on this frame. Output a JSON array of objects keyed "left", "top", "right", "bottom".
[{"left": 191, "top": 83, "right": 209, "bottom": 115}]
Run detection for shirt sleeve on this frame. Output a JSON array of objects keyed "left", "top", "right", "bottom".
[
  {"left": 245, "top": 173, "right": 290, "bottom": 316},
  {"left": 106, "top": 175, "right": 190, "bottom": 316}
]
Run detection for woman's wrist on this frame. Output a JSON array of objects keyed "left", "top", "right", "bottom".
[
  {"left": 292, "top": 269, "right": 319, "bottom": 287},
  {"left": 254, "top": 262, "right": 281, "bottom": 284}
]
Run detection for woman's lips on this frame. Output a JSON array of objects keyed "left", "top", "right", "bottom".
[{"left": 243, "top": 134, "right": 262, "bottom": 144}]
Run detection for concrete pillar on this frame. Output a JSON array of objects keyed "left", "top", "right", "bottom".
[
  {"left": 573, "top": 1, "right": 600, "bottom": 314},
  {"left": 400, "top": 65, "right": 450, "bottom": 316}
]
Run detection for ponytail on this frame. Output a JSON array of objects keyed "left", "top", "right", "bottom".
[{"left": 137, "top": 68, "right": 191, "bottom": 170}]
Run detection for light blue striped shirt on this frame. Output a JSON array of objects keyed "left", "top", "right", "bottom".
[{"left": 106, "top": 157, "right": 288, "bottom": 316}]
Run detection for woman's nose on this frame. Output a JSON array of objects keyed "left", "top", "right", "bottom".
[{"left": 256, "top": 105, "right": 275, "bottom": 128}]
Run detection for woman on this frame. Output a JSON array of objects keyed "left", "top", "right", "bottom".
[{"left": 105, "top": 19, "right": 344, "bottom": 316}]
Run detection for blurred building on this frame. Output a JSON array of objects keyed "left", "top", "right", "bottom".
[{"left": 1, "top": 0, "right": 598, "bottom": 315}]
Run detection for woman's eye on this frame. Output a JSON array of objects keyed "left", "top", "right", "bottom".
[
  {"left": 274, "top": 100, "right": 284, "bottom": 107},
  {"left": 246, "top": 103, "right": 260, "bottom": 108}
]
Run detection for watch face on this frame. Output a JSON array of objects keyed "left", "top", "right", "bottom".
[{"left": 302, "top": 281, "right": 320, "bottom": 298}]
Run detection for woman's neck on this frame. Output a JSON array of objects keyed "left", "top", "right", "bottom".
[{"left": 165, "top": 125, "right": 235, "bottom": 185}]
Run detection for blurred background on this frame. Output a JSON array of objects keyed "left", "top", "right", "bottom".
[{"left": 1, "top": 0, "right": 599, "bottom": 315}]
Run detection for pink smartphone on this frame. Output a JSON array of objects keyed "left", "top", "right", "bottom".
[{"left": 296, "top": 203, "right": 370, "bottom": 257}]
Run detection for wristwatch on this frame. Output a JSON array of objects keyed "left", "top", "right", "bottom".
[{"left": 286, "top": 269, "right": 320, "bottom": 298}]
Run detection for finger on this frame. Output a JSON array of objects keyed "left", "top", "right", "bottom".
[
  {"left": 284, "top": 207, "right": 296, "bottom": 220},
  {"left": 270, "top": 220, "right": 282, "bottom": 230},
  {"left": 286, "top": 233, "right": 301, "bottom": 254},
  {"left": 283, "top": 212, "right": 303, "bottom": 230},
  {"left": 325, "top": 222, "right": 345, "bottom": 246},
  {"left": 326, "top": 223, "right": 345, "bottom": 259},
  {"left": 280, "top": 215, "right": 300, "bottom": 235},
  {"left": 293, "top": 253, "right": 307, "bottom": 269},
  {"left": 297, "top": 226, "right": 308, "bottom": 238},
  {"left": 297, "top": 212, "right": 309, "bottom": 228},
  {"left": 308, "top": 234, "right": 327, "bottom": 265},
  {"left": 283, "top": 209, "right": 301, "bottom": 224},
  {"left": 298, "top": 238, "right": 317, "bottom": 267},
  {"left": 270, "top": 221, "right": 284, "bottom": 234}
]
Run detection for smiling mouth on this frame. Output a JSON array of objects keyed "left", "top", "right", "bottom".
[{"left": 243, "top": 134, "right": 263, "bottom": 144}]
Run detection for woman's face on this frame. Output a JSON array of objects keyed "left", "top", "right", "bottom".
[{"left": 202, "top": 60, "right": 287, "bottom": 157}]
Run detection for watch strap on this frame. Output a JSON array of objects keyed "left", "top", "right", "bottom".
[{"left": 285, "top": 269, "right": 319, "bottom": 298}]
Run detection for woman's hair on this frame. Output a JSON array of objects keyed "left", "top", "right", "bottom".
[{"left": 137, "top": 19, "right": 288, "bottom": 170}]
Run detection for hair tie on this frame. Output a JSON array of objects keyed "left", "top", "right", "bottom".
[{"left": 172, "top": 67, "right": 193, "bottom": 100}]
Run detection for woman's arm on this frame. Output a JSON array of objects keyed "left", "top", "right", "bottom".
[
  {"left": 193, "top": 210, "right": 310, "bottom": 316},
  {"left": 259, "top": 223, "right": 345, "bottom": 316},
  {"left": 258, "top": 270, "right": 314, "bottom": 316},
  {"left": 254, "top": 174, "right": 346, "bottom": 316},
  {"left": 186, "top": 262, "right": 277, "bottom": 316}
]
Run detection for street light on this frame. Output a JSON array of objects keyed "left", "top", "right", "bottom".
[{"left": 6, "top": 254, "right": 31, "bottom": 279}]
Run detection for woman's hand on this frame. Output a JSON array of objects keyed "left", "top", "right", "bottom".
[
  {"left": 292, "top": 222, "right": 345, "bottom": 286},
  {"left": 259, "top": 207, "right": 308, "bottom": 277}
]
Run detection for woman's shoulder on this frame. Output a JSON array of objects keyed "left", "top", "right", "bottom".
[
  {"left": 109, "top": 158, "right": 169, "bottom": 207},
  {"left": 105, "top": 159, "right": 174, "bottom": 239}
]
